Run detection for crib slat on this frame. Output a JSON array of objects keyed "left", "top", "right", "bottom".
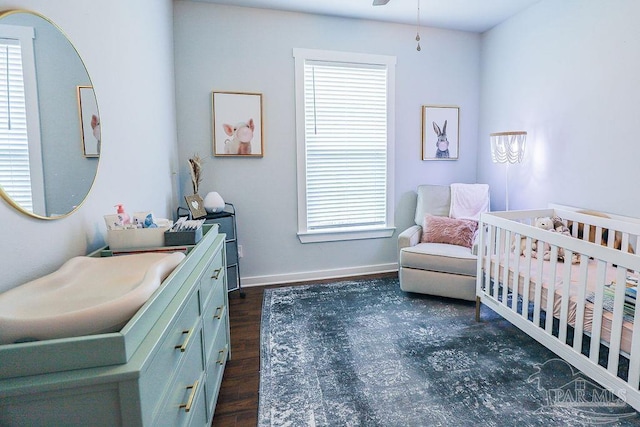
[
  {"left": 531, "top": 246, "right": 543, "bottom": 327},
  {"left": 511, "top": 234, "right": 521, "bottom": 313},
  {"left": 542, "top": 248, "right": 554, "bottom": 334},
  {"left": 570, "top": 220, "right": 579, "bottom": 238},
  {"left": 583, "top": 223, "right": 592, "bottom": 243},
  {"left": 476, "top": 221, "right": 486, "bottom": 298},
  {"left": 524, "top": 236, "right": 535, "bottom": 324},
  {"left": 572, "top": 254, "right": 589, "bottom": 353},
  {"left": 493, "top": 228, "right": 501, "bottom": 299},
  {"left": 482, "top": 225, "right": 490, "bottom": 293},
  {"left": 589, "top": 260, "right": 607, "bottom": 363},
  {"left": 597, "top": 225, "right": 605, "bottom": 246},
  {"left": 485, "top": 225, "right": 495, "bottom": 297},
  {"left": 607, "top": 266, "right": 628, "bottom": 373},
  {"left": 521, "top": 239, "right": 533, "bottom": 319},
  {"left": 498, "top": 230, "right": 511, "bottom": 307},
  {"left": 557, "top": 246, "right": 571, "bottom": 344},
  {"left": 595, "top": 224, "right": 603, "bottom": 246},
  {"left": 628, "top": 269, "right": 640, "bottom": 387},
  {"left": 606, "top": 228, "right": 615, "bottom": 248},
  {"left": 621, "top": 232, "right": 630, "bottom": 253},
  {"left": 486, "top": 224, "right": 495, "bottom": 296}
]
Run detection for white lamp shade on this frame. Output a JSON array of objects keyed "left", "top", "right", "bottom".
[{"left": 490, "top": 131, "right": 527, "bottom": 164}]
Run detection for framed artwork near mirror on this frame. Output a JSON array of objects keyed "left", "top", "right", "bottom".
[
  {"left": 421, "top": 105, "right": 459, "bottom": 161},
  {"left": 77, "top": 86, "right": 100, "bottom": 158},
  {"left": 212, "top": 91, "right": 263, "bottom": 157}
]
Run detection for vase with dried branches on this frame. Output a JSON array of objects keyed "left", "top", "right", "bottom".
[{"left": 188, "top": 154, "right": 202, "bottom": 195}]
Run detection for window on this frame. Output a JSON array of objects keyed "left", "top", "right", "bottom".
[
  {"left": 0, "top": 24, "right": 44, "bottom": 214},
  {"left": 293, "top": 48, "right": 396, "bottom": 243}
]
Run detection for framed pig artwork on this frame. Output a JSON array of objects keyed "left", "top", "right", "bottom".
[{"left": 212, "top": 91, "right": 264, "bottom": 157}]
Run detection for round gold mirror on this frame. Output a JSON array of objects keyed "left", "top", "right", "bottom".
[{"left": 0, "top": 10, "right": 100, "bottom": 219}]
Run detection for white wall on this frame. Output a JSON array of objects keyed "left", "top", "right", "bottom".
[
  {"left": 173, "top": 1, "right": 481, "bottom": 285},
  {"left": 0, "top": 0, "right": 178, "bottom": 292},
  {"left": 478, "top": 0, "right": 640, "bottom": 215}
]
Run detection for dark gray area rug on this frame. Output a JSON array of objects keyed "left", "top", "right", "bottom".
[{"left": 258, "top": 277, "right": 640, "bottom": 426}]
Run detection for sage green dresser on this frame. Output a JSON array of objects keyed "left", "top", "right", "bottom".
[{"left": 0, "top": 224, "right": 230, "bottom": 426}]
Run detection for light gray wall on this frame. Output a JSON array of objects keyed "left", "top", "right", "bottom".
[
  {"left": 0, "top": 0, "right": 179, "bottom": 293},
  {"left": 173, "top": 1, "right": 481, "bottom": 285},
  {"left": 25, "top": 13, "right": 93, "bottom": 215},
  {"left": 478, "top": 0, "right": 640, "bottom": 215}
]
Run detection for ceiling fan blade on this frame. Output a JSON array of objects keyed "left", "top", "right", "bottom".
[{"left": 372, "top": 0, "right": 390, "bottom": 5}]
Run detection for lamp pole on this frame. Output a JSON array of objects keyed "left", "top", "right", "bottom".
[{"left": 505, "top": 162, "right": 510, "bottom": 211}]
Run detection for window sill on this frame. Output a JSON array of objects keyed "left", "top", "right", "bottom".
[{"left": 297, "top": 226, "right": 396, "bottom": 243}]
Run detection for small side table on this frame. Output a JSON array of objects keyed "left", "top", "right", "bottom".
[{"left": 177, "top": 203, "right": 244, "bottom": 297}]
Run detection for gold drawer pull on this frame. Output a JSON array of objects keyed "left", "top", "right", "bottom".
[
  {"left": 213, "top": 305, "right": 226, "bottom": 320},
  {"left": 174, "top": 329, "right": 192, "bottom": 353},
  {"left": 211, "top": 268, "right": 222, "bottom": 280},
  {"left": 217, "top": 345, "right": 228, "bottom": 365},
  {"left": 179, "top": 380, "right": 199, "bottom": 413}
]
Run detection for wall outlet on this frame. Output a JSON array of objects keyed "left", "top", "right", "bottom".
[{"left": 238, "top": 244, "right": 244, "bottom": 258}]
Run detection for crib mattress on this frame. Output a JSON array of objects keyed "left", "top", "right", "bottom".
[{"left": 488, "top": 255, "right": 634, "bottom": 355}]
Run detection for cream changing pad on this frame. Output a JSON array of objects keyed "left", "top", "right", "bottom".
[{"left": 0, "top": 252, "right": 185, "bottom": 344}]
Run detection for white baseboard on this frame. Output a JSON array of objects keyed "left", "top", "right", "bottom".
[{"left": 240, "top": 262, "right": 399, "bottom": 288}]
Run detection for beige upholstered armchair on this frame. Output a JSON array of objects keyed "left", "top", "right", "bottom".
[{"left": 397, "top": 184, "right": 489, "bottom": 301}]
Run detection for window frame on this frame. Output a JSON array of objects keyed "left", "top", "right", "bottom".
[
  {"left": 293, "top": 48, "right": 396, "bottom": 243},
  {"left": 0, "top": 24, "right": 45, "bottom": 214}
]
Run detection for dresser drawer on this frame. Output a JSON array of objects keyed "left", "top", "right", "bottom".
[
  {"left": 140, "top": 290, "right": 202, "bottom": 419},
  {"left": 205, "top": 323, "right": 229, "bottom": 419},
  {"left": 187, "top": 376, "right": 208, "bottom": 427},
  {"left": 153, "top": 329, "right": 206, "bottom": 427},
  {"left": 199, "top": 248, "right": 224, "bottom": 308},
  {"left": 202, "top": 280, "right": 226, "bottom": 358}
]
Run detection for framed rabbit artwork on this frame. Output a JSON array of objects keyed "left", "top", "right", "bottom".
[{"left": 421, "top": 105, "right": 459, "bottom": 161}]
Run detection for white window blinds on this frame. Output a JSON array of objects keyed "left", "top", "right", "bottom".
[
  {"left": 303, "top": 61, "right": 388, "bottom": 230},
  {"left": 0, "top": 24, "right": 42, "bottom": 215},
  {"left": 294, "top": 48, "right": 396, "bottom": 243},
  {"left": 0, "top": 39, "right": 32, "bottom": 211}
]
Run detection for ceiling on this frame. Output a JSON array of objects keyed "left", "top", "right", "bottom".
[{"left": 191, "top": 0, "right": 541, "bottom": 33}]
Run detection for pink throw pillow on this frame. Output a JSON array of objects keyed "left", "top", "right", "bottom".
[{"left": 422, "top": 214, "right": 478, "bottom": 248}]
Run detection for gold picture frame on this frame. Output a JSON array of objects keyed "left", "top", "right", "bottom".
[
  {"left": 184, "top": 194, "right": 207, "bottom": 219},
  {"left": 212, "top": 91, "right": 264, "bottom": 157},
  {"left": 421, "top": 105, "right": 459, "bottom": 161},
  {"left": 77, "top": 85, "right": 100, "bottom": 158}
]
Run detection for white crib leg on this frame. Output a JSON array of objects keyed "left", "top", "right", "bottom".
[{"left": 475, "top": 296, "right": 481, "bottom": 322}]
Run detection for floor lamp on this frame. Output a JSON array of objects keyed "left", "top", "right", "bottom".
[{"left": 489, "top": 131, "right": 527, "bottom": 211}]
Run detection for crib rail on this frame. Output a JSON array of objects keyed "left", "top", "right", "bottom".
[{"left": 476, "top": 208, "right": 640, "bottom": 411}]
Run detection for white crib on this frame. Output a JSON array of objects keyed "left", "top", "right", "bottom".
[{"left": 476, "top": 206, "right": 640, "bottom": 411}]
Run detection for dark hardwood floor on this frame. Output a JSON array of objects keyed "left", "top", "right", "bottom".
[
  {"left": 211, "top": 273, "right": 397, "bottom": 426},
  {"left": 211, "top": 285, "right": 264, "bottom": 427}
]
